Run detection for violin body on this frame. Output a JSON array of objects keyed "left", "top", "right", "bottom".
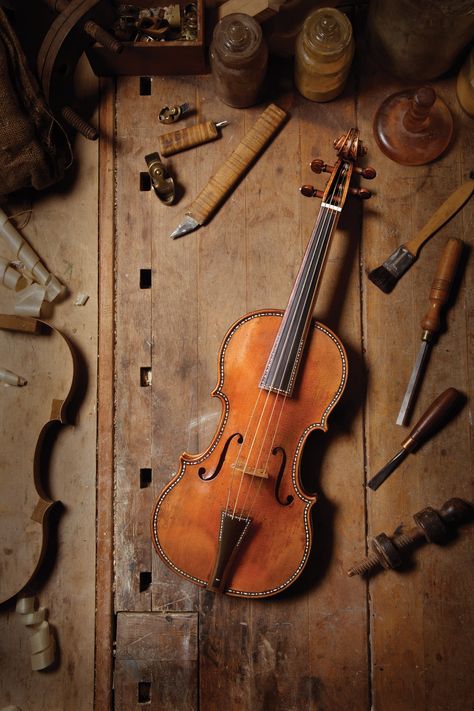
[{"left": 152, "top": 310, "right": 347, "bottom": 597}]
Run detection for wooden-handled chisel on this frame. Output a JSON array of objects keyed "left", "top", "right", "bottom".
[
  {"left": 396, "top": 238, "right": 463, "bottom": 426},
  {"left": 368, "top": 388, "right": 462, "bottom": 490},
  {"left": 170, "top": 104, "right": 287, "bottom": 239}
]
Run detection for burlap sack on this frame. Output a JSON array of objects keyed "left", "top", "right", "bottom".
[{"left": 0, "top": 9, "right": 72, "bottom": 197}]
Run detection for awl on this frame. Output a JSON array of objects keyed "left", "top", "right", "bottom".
[
  {"left": 368, "top": 387, "right": 462, "bottom": 491},
  {"left": 170, "top": 103, "right": 287, "bottom": 239},
  {"left": 396, "top": 238, "right": 463, "bottom": 426}
]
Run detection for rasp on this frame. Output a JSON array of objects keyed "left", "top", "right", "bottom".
[
  {"left": 396, "top": 238, "right": 463, "bottom": 426},
  {"left": 170, "top": 103, "right": 287, "bottom": 239}
]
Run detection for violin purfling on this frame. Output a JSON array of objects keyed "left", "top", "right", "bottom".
[{"left": 152, "top": 128, "right": 375, "bottom": 597}]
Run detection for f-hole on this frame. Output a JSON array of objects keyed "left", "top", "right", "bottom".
[
  {"left": 273, "top": 446, "right": 293, "bottom": 505},
  {"left": 198, "top": 432, "right": 243, "bottom": 480}
]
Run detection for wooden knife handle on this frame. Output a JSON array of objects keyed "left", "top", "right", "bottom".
[
  {"left": 421, "top": 238, "right": 463, "bottom": 334},
  {"left": 158, "top": 121, "right": 219, "bottom": 157},
  {"left": 401, "top": 387, "right": 461, "bottom": 450},
  {"left": 404, "top": 178, "right": 473, "bottom": 256},
  {"left": 187, "top": 104, "right": 287, "bottom": 225}
]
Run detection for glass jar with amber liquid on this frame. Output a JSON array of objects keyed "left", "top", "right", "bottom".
[
  {"left": 295, "top": 7, "right": 354, "bottom": 102},
  {"left": 210, "top": 13, "right": 268, "bottom": 109}
]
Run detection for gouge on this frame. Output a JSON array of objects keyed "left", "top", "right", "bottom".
[
  {"left": 396, "top": 238, "right": 464, "bottom": 426},
  {"left": 368, "top": 387, "right": 462, "bottom": 491}
]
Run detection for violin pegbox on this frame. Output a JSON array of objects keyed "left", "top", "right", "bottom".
[{"left": 300, "top": 127, "right": 376, "bottom": 202}]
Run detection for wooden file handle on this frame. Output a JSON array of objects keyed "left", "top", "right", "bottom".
[
  {"left": 401, "top": 387, "right": 461, "bottom": 451},
  {"left": 420, "top": 238, "right": 463, "bottom": 334},
  {"left": 158, "top": 121, "right": 220, "bottom": 157},
  {"left": 187, "top": 104, "right": 287, "bottom": 226},
  {"left": 404, "top": 179, "right": 473, "bottom": 256}
]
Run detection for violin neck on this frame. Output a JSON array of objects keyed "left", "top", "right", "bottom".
[{"left": 259, "top": 194, "right": 344, "bottom": 396}]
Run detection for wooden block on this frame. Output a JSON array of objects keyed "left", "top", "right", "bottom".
[
  {"left": 114, "top": 612, "right": 198, "bottom": 711},
  {"left": 217, "top": 0, "right": 287, "bottom": 23}
]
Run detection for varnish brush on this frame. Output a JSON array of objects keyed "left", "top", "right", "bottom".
[{"left": 368, "top": 174, "right": 473, "bottom": 293}]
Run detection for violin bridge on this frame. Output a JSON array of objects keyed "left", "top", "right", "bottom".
[
  {"left": 231, "top": 460, "right": 269, "bottom": 478},
  {"left": 207, "top": 511, "right": 252, "bottom": 593}
]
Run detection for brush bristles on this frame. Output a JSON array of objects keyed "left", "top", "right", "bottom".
[{"left": 368, "top": 265, "right": 398, "bottom": 294}]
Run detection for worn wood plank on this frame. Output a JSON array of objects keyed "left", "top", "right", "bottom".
[
  {"left": 114, "top": 611, "right": 198, "bottom": 711},
  {"left": 359, "top": 65, "right": 474, "bottom": 711},
  {"left": 95, "top": 77, "right": 116, "bottom": 711}
]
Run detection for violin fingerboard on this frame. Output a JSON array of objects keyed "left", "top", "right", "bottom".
[{"left": 187, "top": 103, "right": 287, "bottom": 225}]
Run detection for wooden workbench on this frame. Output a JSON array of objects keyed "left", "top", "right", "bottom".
[
  {"left": 97, "top": 59, "right": 474, "bottom": 711},
  {"left": 0, "top": 28, "right": 472, "bottom": 711}
]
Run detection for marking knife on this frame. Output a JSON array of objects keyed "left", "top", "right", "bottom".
[
  {"left": 396, "top": 238, "right": 463, "bottom": 426},
  {"left": 170, "top": 103, "right": 287, "bottom": 239}
]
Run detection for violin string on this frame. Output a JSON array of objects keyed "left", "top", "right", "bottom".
[
  {"left": 229, "top": 164, "right": 345, "bottom": 520},
  {"left": 234, "top": 188, "right": 342, "bottom": 518},
  {"left": 233, "top": 162, "right": 348, "bottom": 520},
  {"left": 238, "top": 204, "right": 339, "bottom": 519}
]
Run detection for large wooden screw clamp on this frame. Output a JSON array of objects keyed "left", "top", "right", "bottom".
[
  {"left": 37, "top": 0, "right": 123, "bottom": 140},
  {"left": 347, "top": 498, "right": 473, "bottom": 577}
]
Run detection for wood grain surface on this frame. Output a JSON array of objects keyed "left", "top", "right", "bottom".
[{"left": 109, "top": 64, "right": 473, "bottom": 711}]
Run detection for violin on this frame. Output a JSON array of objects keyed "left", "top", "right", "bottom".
[{"left": 152, "top": 129, "right": 375, "bottom": 597}]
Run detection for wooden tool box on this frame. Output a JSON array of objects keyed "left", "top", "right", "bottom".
[{"left": 87, "top": 0, "right": 206, "bottom": 76}]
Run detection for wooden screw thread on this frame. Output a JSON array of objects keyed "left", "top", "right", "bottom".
[
  {"left": 158, "top": 122, "right": 220, "bottom": 157},
  {"left": 421, "top": 238, "right": 463, "bottom": 334}
]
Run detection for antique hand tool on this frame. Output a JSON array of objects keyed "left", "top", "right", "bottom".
[
  {"left": 159, "top": 103, "right": 190, "bottom": 124},
  {"left": 169, "top": 103, "right": 287, "bottom": 239},
  {"left": 158, "top": 120, "right": 229, "bottom": 157},
  {"left": 347, "top": 498, "right": 473, "bottom": 577},
  {"left": 154, "top": 129, "right": 374, "bottom": 597},
  {"left": 368, "top": 387, "right": 462, "bottom": 491},
  {"left": 368, "top": 174, "right": 473, "bottom": 293},
  {"left": 396, "top": 238, "right": 463, "bottom": 426},
  {"left": 144, "top": 153, "right": 175, "bottom": 205}
]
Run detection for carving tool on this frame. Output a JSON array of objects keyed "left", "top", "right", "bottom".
[
  {"left": 145, "top": 152, "right": 175, "bottom": 205},
  {"left": 396, "top": 238, "right": 463, "bottom": 426},
  {"left": 158, "top": 120, "right": 229, "bottom": 157},
  {"left": 368, "top": 174, "right": 473, "bottom": 293},
  {"left": 170, "top": 103, "right": 287, "bottom": 239},
  {"left": 367, "top": 388, "right": 462, "bottom": 491}
]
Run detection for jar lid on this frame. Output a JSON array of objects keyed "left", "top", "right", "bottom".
[
  {"left": 212, "top": 13, "right": 263, "bottom": 65},
  {"left": 303, "top": 7, "right": 353, "bottom": 56}
]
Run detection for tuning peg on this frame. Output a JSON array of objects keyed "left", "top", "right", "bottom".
[
  {"left": 353, "top": 166, "right": 377, "bottom": 179},
  {"left": 349, "top": 187, "right": 372, "bottom": 199},
  {"left": 310, "top": 159, "right": 334, "bottom": 175},
  {"left": 300, "top": 185, "right": 324, "bottom": 198}
]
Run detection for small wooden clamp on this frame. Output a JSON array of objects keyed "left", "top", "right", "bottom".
[
  {"left": 158, "top": 120, "right": 229, "bottom": 157},
  {"left": 144, "top": 153, "right": 175, "bottom": 205}
]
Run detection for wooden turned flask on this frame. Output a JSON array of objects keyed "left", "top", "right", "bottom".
[{"left": 373, "top": 86, "right": 453, "bottom": 166}]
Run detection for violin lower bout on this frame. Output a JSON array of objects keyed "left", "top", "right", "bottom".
[{"left": 152, "top": 310, "right": 347, "bottom": 597}]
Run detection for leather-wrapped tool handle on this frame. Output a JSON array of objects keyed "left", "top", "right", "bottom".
[
  {"left": 158, "top": 121, "right": 220, "bottom": 157},
  {"left": 421, "top": 238, "right": 463, "bottom": 335},
  {"left": 401, "top": 387, "right": 461, "bottom": 451},
  {"left": 187, "top": 104, "right": 287, "bottom": 226}
]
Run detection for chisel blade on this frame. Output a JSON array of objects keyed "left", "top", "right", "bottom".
[{"left": 396, "top": 340, "right": 431, "bottom": 426}]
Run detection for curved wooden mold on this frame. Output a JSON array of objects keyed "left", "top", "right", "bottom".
[{"left": 0, "top": 315, "right": 76, "bottom": 605}]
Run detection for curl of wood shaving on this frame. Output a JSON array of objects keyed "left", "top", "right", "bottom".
[{"left": 16, "top": 596, "right": 56, "bottom": 671}]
